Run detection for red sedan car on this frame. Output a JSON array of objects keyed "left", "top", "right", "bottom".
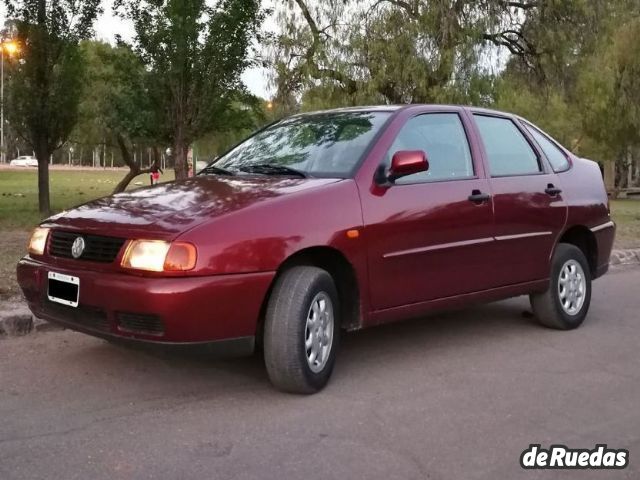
[{"left": 17, "top": 105, "right": 615, "bottom": 393}]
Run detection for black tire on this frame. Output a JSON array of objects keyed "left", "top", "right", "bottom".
[
  {"left": 263, "top": 266, "right": 340, "bottom": 394},
  {"left": 530, "top": 243, "right": 592, "bottom": 330}
]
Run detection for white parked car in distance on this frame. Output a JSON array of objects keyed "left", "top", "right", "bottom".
[{"left": 9, "top": 155, "right": 38, "bottom": 167}]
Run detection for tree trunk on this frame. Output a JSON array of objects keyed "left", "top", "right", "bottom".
[
  {"left": 604, "top": 160, "right": 616, "bottom": 195},
  {"left": 152, "top": 146, "right": 161, "bottom": 166},
  {"left": 173, "top": 125, "right": 188, "bottom": 180},
  {"left": 113, "top": 133, "right": 156, "bottom": 194},
  {"left": 36, "top": 140, "right": 51, "bottom": 217},
  {"left": 114, "top": 169, "right": 140, "bottom": 194},
  {"left": 627, "top": 148, "right": 633, "bottom": 189},
  {"left": 617, "top": 156, "right": 625, "bottom": 189}
]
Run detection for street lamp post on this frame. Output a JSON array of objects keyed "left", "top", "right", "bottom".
[
  {"left": 1, "top": 40, "right": 19, "bottom": 164},
  {"left": 1, "top": 44, "right": 5, "bottom": 163}
]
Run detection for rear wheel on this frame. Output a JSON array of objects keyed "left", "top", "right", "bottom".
[
  {"left": 530, "top": 243, "right": 592, "bottom": 330},
  {"left": 263, "top": 266, "right": 340, "bottom": 394}
]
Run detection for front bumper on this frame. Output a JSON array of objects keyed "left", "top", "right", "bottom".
[{"left": 17, "top": 257, "right": 275, "bottom": 349}]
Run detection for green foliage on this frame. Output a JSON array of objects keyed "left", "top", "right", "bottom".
[
  {"left": 270, "top": 0, "right": 557, "bottom": 107},
  {"left": 5, "top": 1, "right": 101, "bottom": 152},
  {"left": 3, "top": 0, "right": 102, "bottom": 215},
  {"left": 494, "top": 78, "right": 579, "bottom": 149},
  {"left": 268, "top": 0, "right": 640, "bottom": 188},
  {"left": 74, "top": 40, "right": 157, "bottom": 148},
  {"left": 3, "top": 0, "right": 640, "bottom": 199},
  {"left": 193, "top": 96, "right": 269, "bottom": 160},
  {"left": 489, "top": 0, "right": 640, "bottom": 172},
  {"left": 609, "top": 19, "right": 640, "bottom": 146},
  {"left": 115, "top": 0, "right": 266, "bottom": 179}
]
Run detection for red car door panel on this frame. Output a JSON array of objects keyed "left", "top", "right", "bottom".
[
  {"left": 363, "top": 179, "right": 494, "bottom": 309},
  {"left": 358, "top": 109, "right": 497, "bottom": 310},
  {"left": 490, "top": 175, "right": 567, "bottom": 285},
  {"left": 472, "top": 113, "right": 568, "bottom": 286}
]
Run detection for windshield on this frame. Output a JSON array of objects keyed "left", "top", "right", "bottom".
[{"left": 212, "top": 111, "right": 392, "bottom": 178}]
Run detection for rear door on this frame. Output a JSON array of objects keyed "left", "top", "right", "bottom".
[
  {"left": 471, "top": 113, "right": 567, "bottom": 285},
  {"left": 360, "top": 109, "right": 496, "bottom": 310}
]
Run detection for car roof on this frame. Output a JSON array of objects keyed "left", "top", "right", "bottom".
[
  {"left": 295, "top": 104, "right": 516, "bottom": 118},
  {"left": 295, "top": 105, "right": 404, "bottom": 117}
]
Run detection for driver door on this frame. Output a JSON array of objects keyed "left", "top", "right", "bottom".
[{"left": 361, "top": 111, "right": 497, "bottom": 310}]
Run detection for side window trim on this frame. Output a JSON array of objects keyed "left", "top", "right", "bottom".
[
  {"left": 472, "top": 113, "right": 546, "bottom": 178},
  {"left": 384, "top": 111, "right": 477, "bottom": 186}
]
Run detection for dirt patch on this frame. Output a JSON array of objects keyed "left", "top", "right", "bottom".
[{"left": 0, "top": 230, "right": 29, "bottom": 300}]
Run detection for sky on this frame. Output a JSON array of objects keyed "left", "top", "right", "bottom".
[{"left": 1, "top": 0, "right": 274, "bottom": 99}]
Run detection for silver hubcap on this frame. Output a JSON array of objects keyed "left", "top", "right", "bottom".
[
  {"left": 558, "top": 259, "right": 586, "bottom": 315},
  {"left": 305, "top": 292, "right": 334, "bottom": 373}
]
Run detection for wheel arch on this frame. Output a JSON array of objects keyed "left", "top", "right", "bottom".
[
  {"left": 557, "top": 225, "right": 598, "bottom": 277},
  {"left": 256, "top": 246, "right": 362, "bottom": 342}
]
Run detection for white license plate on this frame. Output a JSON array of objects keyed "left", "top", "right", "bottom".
[{"left": 47, "top": 271, "right": 80, "bottom": 308}]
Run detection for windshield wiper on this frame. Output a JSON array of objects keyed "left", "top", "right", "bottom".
[
  {"left": 199, "top": 164, "right": 235, "bottom": 176},
  {"left": 239, "top": 164, "right": 308, "bottom": 178}
]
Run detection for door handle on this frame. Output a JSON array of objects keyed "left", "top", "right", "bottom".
[
  {"left": 545, "top": 184, "right": 562, "bottom": 196},
  {"left": 468, "top": 190, "right": 491, "bottom": 204}
]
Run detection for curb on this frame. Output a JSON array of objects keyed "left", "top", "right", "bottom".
[
  {"left": 610, "top": 249, "right": 640, "bottom": 266},
  {"left": 0, "top": 299, "right": 63, "bottom": 338},
  {"left": 0, "top": 314, "right": 63, "bottom": 338}
]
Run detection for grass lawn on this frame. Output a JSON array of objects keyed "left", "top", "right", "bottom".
[
  {"left": 0, "top": 168, "right": 174, "bottom": 230},
  {"left": 0, "top": 168, "right": 638, "bottom": 299},
  {"left": 610, "top": 199, "right": 640, "bottom": 249},
  {"left": 0, "top": 168, "right": 173, "bottom": 299}
]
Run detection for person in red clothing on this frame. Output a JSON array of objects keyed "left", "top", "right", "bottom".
[{"left": 150, "top": 163, "right": 164, "bottom": 185}]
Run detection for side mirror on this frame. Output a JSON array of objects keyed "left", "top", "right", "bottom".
[{"left": 387, "top": 150, "right": 429, "bottom": 182}]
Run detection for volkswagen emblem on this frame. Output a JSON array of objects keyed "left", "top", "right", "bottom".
[{"left": 71, "top": 237, "right": 86, "bottom": 259}]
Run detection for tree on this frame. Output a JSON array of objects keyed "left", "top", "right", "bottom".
[
  {"left": 4, "top": 0, "right": 101, "bottom": 216},
  {"left": 270, "top": 0, "right": 562, "bottom": 107},
  {"left": 193, "top": 94, "right": 270, "bottom": 159},
  {"left": 495, "top": 0, "right": 640, "bottom": 188},
  {"left": 71, "top": 41, "right": 115, "bottom": 169},
  {"left": 115, "top": 0, "right": 266, "bottom": 180},
  {"left": 76, "top": 40, "right": 162, "bottom": 193},
  {"left": 575, "top": 17, "right": 640, "bottom": 188}
]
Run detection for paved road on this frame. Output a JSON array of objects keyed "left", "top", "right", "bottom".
[{"left": 1, "top": 268, "right": 639, "bottom": 480}]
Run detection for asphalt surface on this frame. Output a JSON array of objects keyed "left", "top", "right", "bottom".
[{"left": 1, "top": 267, "right": 639, "bottom": 480}]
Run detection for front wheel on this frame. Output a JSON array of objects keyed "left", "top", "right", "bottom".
[
  {"left": 530, "top": 243, "right": 592, "bottom": 330},
  {"left": 263, "top": 266, "right": 340, "bottom": 394}
]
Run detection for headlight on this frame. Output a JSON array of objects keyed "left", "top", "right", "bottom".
[
  {"left": 121, "top": 240, "right": 197, "bottom": 272},
  {"left": 28, "top": 227, "right": 50, "bottom": 256}
]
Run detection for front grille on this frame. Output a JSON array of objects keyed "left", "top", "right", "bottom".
[
  {"left": 43, "top": 302, "right": 110, "bottom": 332},
  {"left": 117, "top": 312, "right": 165, "bottom": 336},
  {"left": 49, "top": 230, "right": 126, "bottom": 263}
]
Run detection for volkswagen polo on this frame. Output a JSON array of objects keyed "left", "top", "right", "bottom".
[{"left": 17, "top": 105, "right": 615, "bottom": 393}]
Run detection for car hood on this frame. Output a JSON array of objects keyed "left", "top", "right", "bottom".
[{"left": 44, "top": 175, "right": 342, "bottom": 240}]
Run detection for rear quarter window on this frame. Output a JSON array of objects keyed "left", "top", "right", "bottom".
[{"left": 523, "top": 123, "right": 570, "bottom": 172}]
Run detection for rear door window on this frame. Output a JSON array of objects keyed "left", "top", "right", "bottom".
[{"left": 473, "top": 115, "right": 541, "bottom": 177}]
